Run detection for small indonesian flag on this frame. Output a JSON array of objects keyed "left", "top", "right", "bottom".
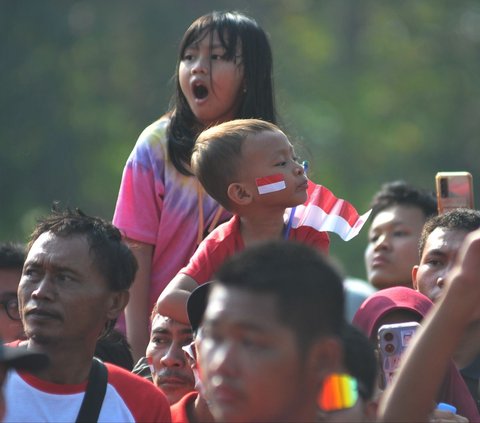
[
  {"left": 147, "top": 356, "right": 154, "bottom": 374},
  {"left": 256, "top": 173, "right": 286, "bottom": 195},
  {"left": 284, "top": 180, "right": 371, "bottom": 241}
]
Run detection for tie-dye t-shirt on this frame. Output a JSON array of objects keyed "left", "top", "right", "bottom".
[{"left": 113, "top": 116, "right": 228, "bottom": 319}]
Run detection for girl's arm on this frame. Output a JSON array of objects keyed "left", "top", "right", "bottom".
[
  {"left": 125, "top": 240, "right": 154, "bottom": 363},
  {"left": 156, "top": 273, "right": 198, "bottom": 325}
]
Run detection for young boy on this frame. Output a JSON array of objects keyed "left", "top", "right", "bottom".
[{"left": 157, "top": 119, "right": 329, "bottom": 324}]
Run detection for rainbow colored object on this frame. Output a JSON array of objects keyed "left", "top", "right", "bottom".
[{"left": 318, "top": 373, "right": 359, "bottom": 412}]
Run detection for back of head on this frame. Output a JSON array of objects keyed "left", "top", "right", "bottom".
[
  {"left": 352, "top": 286, "right": 432, "bottom": 339},
  {"left": 0, "top": 242, "right": 25, "bottom": 271},
  {"left": 28, "top": 205, "right": 138, "bottom": 293},
  {"left": 418, "top": 208, "right": 480, "bottom": 258},
  {"left": 192, "top": 118, "right": 281, "bottom": 210},
  {"left": 342, "top": 323, "right": 377, "bottom": 402},
  {"left": 95, "top": 329, "right": 134, "bottom": 371},
  {"left": 169, "top": 11, "right": 276, "bottom": 175},
  {"left": 214, "top": 240, "right": 345, "bottom": 347},
  {"left": 370, "top": 180, "right": 437, "bottom": 220}
]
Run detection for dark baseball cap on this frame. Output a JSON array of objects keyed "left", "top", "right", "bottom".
[
  {"left": 0, "top": 342, "right": 49, "bottom": 371},
  {"left": 187, "top": 283, "right": 212, "bottom": 333}
]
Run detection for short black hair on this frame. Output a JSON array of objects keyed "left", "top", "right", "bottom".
[
  {"left": 342, "top": 324, "right": 377, "bottom": 401},
  {"left": 418, "top": 208, "right": 480, "bottom": 258},
  {"left": 0, "top": 242, "right": 25, "bottom": 270},
  {"left": 28, "top": 205, "right": 137, "bottom": 293},
  {"left": 95, "top": 329, "right": 134, "bottom": 371},
  {"left": 213, "top": 240, "right": 345, "bottom": 348},
  {"left": 370, "top": 180, "right": 437, "bottom": 220}
]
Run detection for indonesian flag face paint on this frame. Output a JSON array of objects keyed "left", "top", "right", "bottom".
[{"left": 255, "top": 173, "right": 286, "bottom": 195}]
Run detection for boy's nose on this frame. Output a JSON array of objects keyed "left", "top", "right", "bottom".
[{"left": 294, "top": 162, "right": 304, "bottom": 175}]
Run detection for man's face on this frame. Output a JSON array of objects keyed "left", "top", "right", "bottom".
[
  {"left": 146, "top": 314, "right": 195, "bottom": 405},
  {"left": 0, "top": 268, "right": 24, "bottom": 342},
  {"left": 18, "top": 232, "right": 122, "bottom": 348},
  {"left": 198, "top": 285, "right": 314, "bottom": 423},
  {"left": 365, "top": 205, "right": 427, "bottom": 289},
  {"left": 413, "top": 227, "right": 469, "bottom": 302}
]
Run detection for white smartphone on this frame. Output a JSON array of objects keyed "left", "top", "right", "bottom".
[{"left": 377, "top": 321, "right": 420, "bottom": 389}]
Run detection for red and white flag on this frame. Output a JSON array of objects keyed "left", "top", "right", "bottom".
[
  {"left": 284, "top": 180, "right": 371, "bottom": 241},
  {"left": 256, "top": 174, "right": 286, "bottom": 195}
]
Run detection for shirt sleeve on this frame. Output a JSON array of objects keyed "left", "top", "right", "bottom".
[
  {"left": 179, "top": 219, "right": 237, "bottom": 284},
  {"left": 113, "top": 122, "right": 166, "bottom": 245}
]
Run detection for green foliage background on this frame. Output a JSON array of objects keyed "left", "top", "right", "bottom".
[{"left": 1, "top": 0, "right": 479, "bottom": 279}]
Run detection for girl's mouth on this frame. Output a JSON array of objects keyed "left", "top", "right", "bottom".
[{"left": 193, "top": 83, "right": 209, "bottom": 100}]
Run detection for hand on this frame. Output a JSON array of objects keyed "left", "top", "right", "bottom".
[
  {"left": 445, "top": 228, "right": 480, "bottom": 322},
  {"left": 429, "top": 409, "right": 469, "bottom": 423}
]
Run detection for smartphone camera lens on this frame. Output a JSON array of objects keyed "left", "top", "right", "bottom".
[
  {"left": 384, "top": 332, "right": 394, "bottom": 342},
  {"left": 385, "top": 343, "right": 395, "bottom": 353},
  {"left": 440, "top": 178, "right": 449, "bottom": 198}
]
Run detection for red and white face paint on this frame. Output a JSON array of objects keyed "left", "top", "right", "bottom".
[{"left": 255, "top": 174, "right": 286, "bottom": 195}]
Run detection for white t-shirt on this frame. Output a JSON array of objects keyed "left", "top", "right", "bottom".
[{"left": 3, "top": 362, "right": 171, "bottom": 422}]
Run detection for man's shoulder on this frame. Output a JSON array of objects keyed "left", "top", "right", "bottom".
[
  {"left": 105, "top": 363, "right": 171, "bottom": 421},
  {"left": 106, "top": 363, "right": 164, "bottom": 397}
]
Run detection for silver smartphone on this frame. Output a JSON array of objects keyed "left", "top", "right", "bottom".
[{"left": 377, "top": 321, "right": 420, "bottom": 389}]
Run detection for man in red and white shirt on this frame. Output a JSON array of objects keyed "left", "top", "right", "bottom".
[{"left": 4, "top": 207, "right": 171, "bottom": 422}]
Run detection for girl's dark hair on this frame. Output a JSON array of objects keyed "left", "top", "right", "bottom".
[{"left": 167, "top": 11, "right": 277, "bottom": 175}]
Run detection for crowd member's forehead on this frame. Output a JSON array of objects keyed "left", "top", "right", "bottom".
[
  {"left": 151, "top": 314, "right": 192, "bottom": 335},
  {"left": 205, "top": 284, "right": 281, "bottom": 327},
  {"left": 422, "top": 227, "right": 469, "bottom": 258},
  {"left": 26, "top": 232, "right": 91, "bottom": 267}
]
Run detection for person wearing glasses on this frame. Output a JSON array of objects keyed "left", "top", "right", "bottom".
[{"left": 0, "top": 243, "right": 24, "bottom": 342}]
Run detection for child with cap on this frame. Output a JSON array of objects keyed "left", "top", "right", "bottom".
[{"left": 157, "top": 118, "right": 329, "bottom": 324}]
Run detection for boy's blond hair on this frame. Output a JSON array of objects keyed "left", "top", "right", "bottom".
[{"left": 191, "top": 119, "right": 281, "bottom": 210}]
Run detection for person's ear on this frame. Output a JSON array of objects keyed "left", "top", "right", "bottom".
[
  {"left": 412, "top": 265, "right": 419, "bottom": 290},
  {"left": 106, "top": 290, "right": 130, "bottom": 321},
  {"left": 308, "top": 337, "right": 343, "bottom": 385},
  {"left": 227, "top": 182, "right": 253, "bottom": 206}
]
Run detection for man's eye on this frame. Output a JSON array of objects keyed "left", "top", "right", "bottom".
[
  {"left": 152, "top": 337, "right": 169, "bottom": 345},
  {"left": 56, "top": 273, "right": 74, "bottom": 283},
  {"left": 241, "top": 337, "right": 266, "bottom": 351},
  {"left": 23, "top": 268, "right": 40, "bottom": 278},
  {"left": 275, "top": 161, "right": 287, "bottom": 167},
  {"left": 180, "top": 338, "right": 194, "bottom": 347}
]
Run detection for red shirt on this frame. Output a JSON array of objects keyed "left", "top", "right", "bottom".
[
  {"left": 170, "top": 391, "right": 198, "bottom": 423},
  {"left": 180, "top": 214, "right": 329, "bottom": 285}
]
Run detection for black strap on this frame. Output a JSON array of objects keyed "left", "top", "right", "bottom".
[{"left": 76, "top": 358, "right": 108, "bottom": 423}]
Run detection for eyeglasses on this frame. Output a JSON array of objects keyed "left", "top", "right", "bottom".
[{"left": 0, "top": 297, "right": 21, "bottom": 321}]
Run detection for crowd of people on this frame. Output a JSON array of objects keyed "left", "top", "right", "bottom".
[{"left": 2, "top": 9, "right": 479, "bottom": 423}]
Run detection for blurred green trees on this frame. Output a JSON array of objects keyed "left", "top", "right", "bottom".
[{"left": 1, "top": 0, "right": 479, "bottom": 279}]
